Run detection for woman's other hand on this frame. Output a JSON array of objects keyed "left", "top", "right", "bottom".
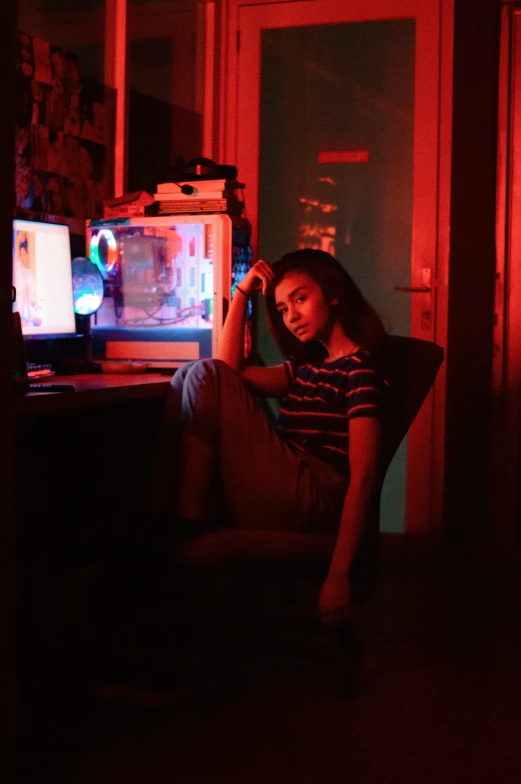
[
  {"left": 319, "top": 573, "right": 351, "bottom": 628},
  {"left": 239, "top": 260, "right": 275, "bottom": 296}
]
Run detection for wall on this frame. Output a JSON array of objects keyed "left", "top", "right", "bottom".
[
  {"left": 443, "top": 0, "right": 501, "bottom": 560},
  {"left": 15, "top": 30, "right": 115, "bottom": 220}
]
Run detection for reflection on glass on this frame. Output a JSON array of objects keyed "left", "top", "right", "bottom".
[
  {"left": 258, "top": 20, "right": 415, "bottom": 533},
  {"left": 18, "top": 0, "right": 106, "bottom": 83},
  {"left": 127, "top": 0, "right": 204, "bottom": 192},
  {"left": 260, "top": 20, "right": 414, "bottom": 339}
]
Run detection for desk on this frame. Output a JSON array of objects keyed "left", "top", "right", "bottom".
[
  {"left": 15, "top": 372, "right": 172, "bottom": 561},
  {"left": 15, "top": 372, "right": 174, "bottom": 703},
  {"left": 14, "top": 372, "right": 171, "bottom": 416}
]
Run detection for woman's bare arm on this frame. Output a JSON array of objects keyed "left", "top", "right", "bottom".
[
  {"left": 216, "top": 284, "right": 250, "bottom": 370},
  {"left": 217, "top": 260, "right": 275, "bottom": 371},
  {"left": 319, "top": 416, "right": 383, "bottom": 626},
  {"left": 330, "top": 416, "right": 382, "bottom": 575}
]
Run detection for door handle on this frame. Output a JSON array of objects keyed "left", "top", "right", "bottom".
[
  {"left": 394, "top": 266, "right": 432, "bottom": 293},
  {"left": 394, "top": 285, "right": 431, "bottom": 293},
  {"left": 394, "top": 268, "right": 432, "bottom": 330}
]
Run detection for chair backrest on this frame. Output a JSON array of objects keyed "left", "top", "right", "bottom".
[
  {"left": 380, "top": 334, "right": 445, "bottom": 472},
  {"left": 350, "top": 334, "right": 444, "bottom": 602}
]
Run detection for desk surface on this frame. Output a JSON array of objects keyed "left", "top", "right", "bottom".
[{"left": 14, "top": 372, "right": 171, "bottom": 416}]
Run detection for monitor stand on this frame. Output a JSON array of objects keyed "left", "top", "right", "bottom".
[{"left": 64, "top": 316, "right": 102, "bottom": 374}]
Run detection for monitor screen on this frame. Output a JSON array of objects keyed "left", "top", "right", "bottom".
[{"left": 12, "top": 219, "right": 77, "bottom": 338}]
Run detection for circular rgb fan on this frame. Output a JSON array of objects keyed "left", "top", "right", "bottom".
[
  {"left": 89, "top": 228, "right": 117, "bottom": 279},
  {"left": 71, "top": 256, "right": 104, "bottom": 316}
]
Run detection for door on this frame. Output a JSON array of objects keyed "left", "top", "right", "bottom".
[
  {"left": 232, "top": 0, "right": 442, "bottom": 534},
  {"left": 493, "top": 3, "right": 521, "bottom": 562}
]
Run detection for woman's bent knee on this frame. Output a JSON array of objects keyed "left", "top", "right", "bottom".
[
  {"left": 185, "top": 358, "right": 231, "bottom": 383},
  {"left": 170, "top": 360, "right": 198, "bottom": 392},
  {"left": 182, "top": 358, "right": 240, "bottom": 395}
]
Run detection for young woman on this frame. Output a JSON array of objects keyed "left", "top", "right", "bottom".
[{"left": 161, "top": 248, "right": 388, "bottom": 628}]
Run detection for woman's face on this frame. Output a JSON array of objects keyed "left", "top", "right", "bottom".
[{"left": 274, "top": 270, "right": 337, "bottom": 343}]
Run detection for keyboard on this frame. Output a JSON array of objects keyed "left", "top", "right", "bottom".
[{"left": 29, "top": 383, "right": 76, "bottom": 392}]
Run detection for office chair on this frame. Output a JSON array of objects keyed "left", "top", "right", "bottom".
[{"left": 173, "top": 336, "right": 444, "bottom": 697}]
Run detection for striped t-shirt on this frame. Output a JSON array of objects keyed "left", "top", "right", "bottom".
[{"left": 277, "top": 348, "right": 389, "bottom": 477}]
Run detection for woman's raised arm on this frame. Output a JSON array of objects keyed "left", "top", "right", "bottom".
[{"left": 217, "top": 260, "right": 275, "bottom": 371}]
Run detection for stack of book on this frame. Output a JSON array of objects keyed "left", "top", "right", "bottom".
[{"left": 153, "top": 179, "right": 245, "bottom": 216}]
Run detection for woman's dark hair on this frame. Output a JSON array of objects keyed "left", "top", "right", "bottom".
[{"left": 265, "top": 248, "right": 386, "bottom": 360}]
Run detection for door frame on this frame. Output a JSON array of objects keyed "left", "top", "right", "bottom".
[
  {"left": 217, "top": 0, "right": 453, "bottom": 549},
  {"left": 491, "top": 2, "right": 521, "bottom": 563}
]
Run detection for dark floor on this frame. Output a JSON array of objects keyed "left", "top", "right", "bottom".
[{"left": 18, "top": 562, "right": 521, "bottom": 784}]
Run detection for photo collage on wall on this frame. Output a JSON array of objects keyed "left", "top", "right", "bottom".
[{"left": 15, "top": 31, "right": 115, "bottom": 220}]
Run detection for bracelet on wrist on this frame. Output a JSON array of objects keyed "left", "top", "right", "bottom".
[{"left": 235, "top": 284, "right": 249, "bottom": 297}]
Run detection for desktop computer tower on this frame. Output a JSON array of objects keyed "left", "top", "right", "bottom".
[{"left": 86, "top": 214, "right": 252, "bottom": 368}]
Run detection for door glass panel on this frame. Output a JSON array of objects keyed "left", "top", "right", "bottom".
[
  {"left": 258, "top": 21, "right": 415, "bottom": 532},
  {"left": 127, "top": 0, "right": 204, "bottom": 193}
]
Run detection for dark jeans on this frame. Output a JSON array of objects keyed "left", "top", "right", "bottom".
[{"left": 169, "top": 358, "right": 348, "bottom": 532}]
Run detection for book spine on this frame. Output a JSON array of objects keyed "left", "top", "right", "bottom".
[
  {"left": 158, "top": 200, "right": 244, "bottom": 215},
  {"left": 156, "top": 180, "right": 244, "bottom": 194},
  {"left": 153, "top": 191, "right": 228, "bottom": 201},
  {"left": 157, "top": 180, "right": 227, "bottom": 193}
]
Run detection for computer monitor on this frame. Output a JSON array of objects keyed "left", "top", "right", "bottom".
[{"left": 12, "top": 219, "right": 77, "bottom": 339}]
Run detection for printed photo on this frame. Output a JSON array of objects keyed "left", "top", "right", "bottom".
[
  {"left": 46, "top": 174, "right": 64, "bottom": 216},
  {"left": 66, "top": 53, "right": 82, "bottom": 95},
  {"left": 62, "top": 177, "right": 83, "bottom": 218},
  {"left": 17, "top": 77, "right": 33, "bottom": 126},
  {"left": 15, "top": 125, "right": 32, "bottom": 167},
  {"left": 79, "top": 79, "right": 105, "bottom": 141},
  {"left": 79, "top": 177, "right": 103, "bottom": 219},
  {"left": 48, "top": 130, "right": 64, "bottom": 175},
  {"left": 79, "top": 138, "right": 105, "bottom": 183},
  {"left": 13, "top": 229, "right": 41, "bottom": 328},
  {"left": 60, "top": 134, "right": 81, "bottom": 178},
  {"left": 92, "top": 102, "right": 108, "bottom": 145},
  {"left": 30, "top": 124, "right": 49, "bottom": 170},
  {"left": 31, "top": 80, "right": 48, "bottom": 125},
  {"left": 17, "top": 32, "right": 35, "bottom": 80},
  {"left": 33, "top": 37, "right": 52, "bottom": 85},
  {"left": 64, "top": 93, "right": 80, "bottom": 136},
  {"left": 15, "top": 166, "right": 33, "bottom": 209},
  {"left": 30, "top": 170, "right": 48, "bottom": 213},
  {"left": 50, "top": 45, "right": 68, "bottom": 89},
  {"left": 46, "top": 81, "right": 66, "bottom": 132}
]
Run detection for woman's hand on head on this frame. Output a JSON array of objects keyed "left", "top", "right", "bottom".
[{"left": 239, "top": 260, "right": 275, "bottom": 296}]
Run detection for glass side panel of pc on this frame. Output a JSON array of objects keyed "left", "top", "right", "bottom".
[
  {"left": 86, "top": 214, "right": 251, "bottom": 365},
  {"left": 12, "top": 219, "right": 76, "bottom": 339}
]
